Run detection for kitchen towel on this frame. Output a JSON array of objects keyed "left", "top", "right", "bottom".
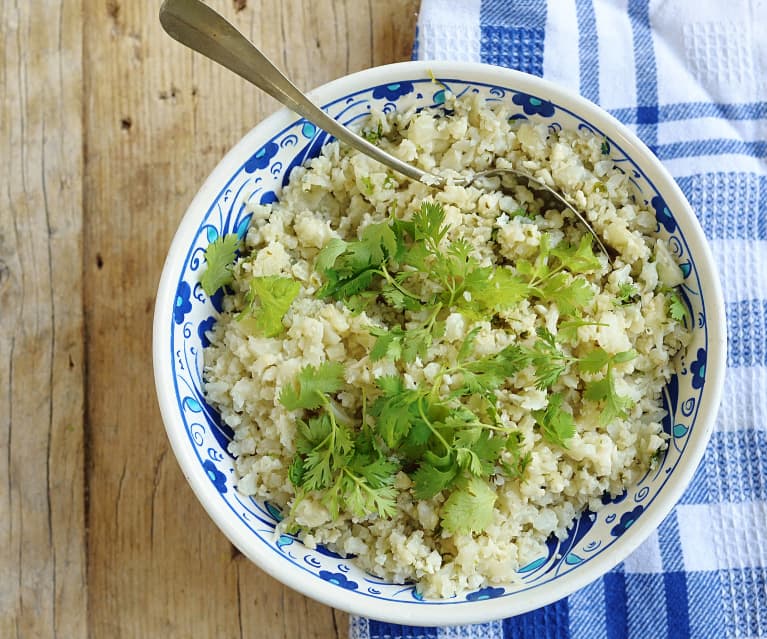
[{"left": 351, "top": 0, "right": 767, "bottom": 637}]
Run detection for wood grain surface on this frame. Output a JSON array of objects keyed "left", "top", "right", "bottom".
[{"left": 1, "top": 1, "right": 418, "bottom": 637}]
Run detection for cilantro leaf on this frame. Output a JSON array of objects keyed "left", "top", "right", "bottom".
[
  {"left": 577, "top": 347, "right": 612, "bottom": 374},
  {"left": 440, "top": 477, "right": 497, "bottom": 535},
  {"left": 239, "top": 275, "right": 300, "bottom": 337},
  {"left": 550, "top": 235, "right": 602, "bottom": 274},
  {"left": 584, "top": 370, "right": 634, "bottom": 425},
  {"left": 462, "top": 267, "right": 529, "bottom": 315},
  {"left": 615, "top": 282, "right": 639, "bottom": 305},
  {"left": 668, "top": 290, "right": 689, "bottom": 322},
  {"left": 295, "top": 414, "right": 354, "bottom": 491},
  {"left": 453, "top": 428, "right": 507, "bottom": 477},
  {"left": 315, "top": 222, "right": 397, "bottom": 302},
  {"left": 370, "top": 382, "right": 427, "bottom": 449},
  {"left": 361, "top": 222, "right": 398, "bottom": 265},
  {"left": 501, "top": 432, "right": 531, "bottom": 480},
  {"left": 532, "top": 393, "right": 576, "bottom": 448},
  {"left": 288, "top": 456, "right": 304, "bottom": 486},
  {"left": 412, "top": 200, "right": 449, "bottom": 250},
  {"left": 526, "top": 327, "right": 572, "bottom": 389},
  {"left": 459, "top": 343, "right": 530, "bottom": 396},
  {"left": 339, "top": 470, "right": 398, "bottom": 519},
  {"left": 539, "top": 274, "right": 594, "bottom": 316},
  {"left": 315, "top": 238, "right": 348, "bottom": 274},
  {"left": 557, "top": 318, "right": 608, "bottom": 344},
  {"left": 343, "top": 448, "right": 400, "bottom": 518},
  {"left": 412, "top": 458, "right": 458, "bottom": 500},
  {"left": 200, "top": 233, "right": 240, "bottom": 296},
  {"left": 456, "top": 327, "right": 482, "bottom": 363},
  {"left": 369, "top": 325, "right": 434, "bottom": 363},
  {"left": 612, "top": 349, "right": 637, "bottom": 364},
  {"left": 279, "top": 362, "right": 345, "bottom": 411}
]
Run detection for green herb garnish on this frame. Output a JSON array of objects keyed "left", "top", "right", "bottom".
[
  {"left": 238, "top": 275, "right": 300, "bottom": 337},
  {"left": 200, "top": 233, "right": 240, "bottom": 295},
  {"left": 362, "top": 122, "right": 383, "bottom": 145},
  {"left": 667, "top": 290, "right": 689, "bottom": 322},
  {"left": 615, "top": 282, "right": 639, "bottom": 305},
  {"left": 532, "top": 392, "right": 576, "bottom": 448},
  {"left": 582, "top": 348, "right": 638, "bottom": 425}
]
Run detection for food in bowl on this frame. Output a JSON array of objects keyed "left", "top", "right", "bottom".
[{"left": 200, "top": 91, "right": 689, "bottom": 598}]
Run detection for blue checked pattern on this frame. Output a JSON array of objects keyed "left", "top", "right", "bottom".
[{"left": 350, "top": 0, "right": 767, "bottom": 637}]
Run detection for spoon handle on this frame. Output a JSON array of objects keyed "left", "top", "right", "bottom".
[{"left": 159, "top": 0, "right": 428, "bottom": 183}]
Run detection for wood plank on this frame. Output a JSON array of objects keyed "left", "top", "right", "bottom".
[
  {"left": 83, "top": 1, "right": 417, "bottom": 637},
  {"left": 0, "top": 2, "right": 87, "bottom": 638}
]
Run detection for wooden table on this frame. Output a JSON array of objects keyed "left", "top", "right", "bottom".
[{"left": 1, "top": 1, "right": 418, "bottom": 636}]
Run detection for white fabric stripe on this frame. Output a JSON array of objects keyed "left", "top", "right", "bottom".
[
  {"left": 657, "top": 117, "right": 767, "bottom": 146},
  {"left": 709, "top": 239, "right": 767, "bottom": 303},
  {"left": 593, "top": 0, "right": 638, "bottom": 110},
  {"left": 542, "top": 0, "right": 579, "bottom": 92},
  {"left": 623, "top": 529, "right": 664, "bottom": 574},
  {"left": 651, "top": 0, "right": 765, "bottom": 104},
  {"left": 437, "top": 620, "right": 504, "bottom": 638},
  {"left": 417, "top": 0, "right": 482, "bottom": 62},
  {"left": 664, "top": 154, "right": 767, "bottom": 178},
  {"left": 718, "top": 367, "right": 767, "bottom": 433},
  {"left": 676, "top": 502, "right": 767, "bottom": 571}
]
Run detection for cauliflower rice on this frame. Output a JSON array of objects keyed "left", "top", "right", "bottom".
[{"left": 202, "top": 93, "right": 688, "bottom": 598}]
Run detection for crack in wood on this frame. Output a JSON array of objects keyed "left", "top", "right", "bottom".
[{"left": 149, "top": 450, "right": 167, "bottom": 544}]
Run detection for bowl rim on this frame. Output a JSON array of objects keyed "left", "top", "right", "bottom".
[{"left": 153, "top": 59, "right": 727, "bottom": 626}]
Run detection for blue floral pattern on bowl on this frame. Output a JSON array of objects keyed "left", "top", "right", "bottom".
[
  {"left": 512, "top": 91, "right": 556, "bottom": 117},
  {"left": 319, "top": 571, "right": 359, "bottom": 590},
  {"left": 163, "top": 74, "right": 710, "bottom": 607},
  {"left": 173, "top": 281, "right": 192, "bottom": 324},
  {"left": 691, "top": 348, "right": 707, "bottom": 390},
  {"left": 202, "top": 460, "right": 228, "bottom": 494},
  {"left": 610, "top": 506, "right": 644, "bottom": 537}
]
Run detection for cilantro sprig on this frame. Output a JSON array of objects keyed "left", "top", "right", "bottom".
[
  {"left": 532, "top": 393, "right": 576, "bottom": 448},
  {"left": 238, "top": 275, "right": 300, "bottom": 337},
  {"left": 581, "top": 348, "right": 638, "bottom": 425},
  {"left": 281, "top": 332, "right": 534, "bottom": 534},
  {"left": 281, "top": 362, "right": 400, "bottom": 520},
  {"left": 666, "top": 289, "right": 689, "bottom": 323},
  {"left": 200, "top": 233, "right": 240, "bottom": 295},
  {"left": 316, "top": 201, "right": 603, "bottom": 371},
  {"left": 199, "top": 234, "right": 300, "bottom": 337},
  {"left": 516, "top": 234, "right": 600, "bottom": 315}
]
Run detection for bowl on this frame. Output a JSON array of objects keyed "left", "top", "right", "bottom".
[{"left": 153, "top": 60, "right": 726, "bottom": 625}]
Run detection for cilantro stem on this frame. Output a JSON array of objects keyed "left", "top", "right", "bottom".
[
  {"left": 343, "top": 467, "right": 377, "bottom": 494},
  {"left": 529, "top": 262, "right": 565, "bottom": 288},
  {"left": 417, "top": 396, "right": 451, "bottom": 454},
  {"left": 377, "top": 264, "right": 422, "bottom": 302},
  {"left": 425, "top": 303, "right": 442, "bottom": 332},
  {"left": 319, "top": 396, "right": 343, "bottom": 450}
]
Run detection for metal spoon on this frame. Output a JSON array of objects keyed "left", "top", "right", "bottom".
[{"left": 158, "top": 0, "right": 609, "bottom": 258}]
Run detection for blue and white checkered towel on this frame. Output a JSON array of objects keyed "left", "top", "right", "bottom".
[{"left": 351, "top": 1, "right": 767, "bottom": 637}]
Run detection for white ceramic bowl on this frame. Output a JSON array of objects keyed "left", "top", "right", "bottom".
[{"left": 153, "top": 61, "right": 726, "bottom": 626}]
